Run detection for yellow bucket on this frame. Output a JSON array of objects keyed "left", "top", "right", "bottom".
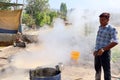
[{"left": 71, "top": 51, "right": 80, "bottom": 60}]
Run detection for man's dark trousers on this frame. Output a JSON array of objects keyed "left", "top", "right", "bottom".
[{"left": 94, "top": 50, "right": 111, "bottom": 80}]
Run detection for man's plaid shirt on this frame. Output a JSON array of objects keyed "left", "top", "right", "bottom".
[{"left": 95, "top": 25, "right": 118, "bottom": 51}]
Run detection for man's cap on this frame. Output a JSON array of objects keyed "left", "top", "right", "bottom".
[{"left": 99, "top": 12, "right": 110, "bottom": 19}]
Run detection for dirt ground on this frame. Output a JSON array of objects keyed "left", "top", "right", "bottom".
[
  {"left": 0, "top": 45, "right": 120, "bottom": 80},
  {"left": 0, "top": 27, "right": 120, "bottom": 80}
]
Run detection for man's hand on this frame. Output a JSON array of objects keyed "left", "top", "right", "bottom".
[
  {"left": 93, "top": 51, "right": 98, "bottom": 56},
  {"left": 93, "top": 48, "right": 104, "bottom": 56},
  {"left": 97, "top": 48, "right": 104, "bottom": 56}
]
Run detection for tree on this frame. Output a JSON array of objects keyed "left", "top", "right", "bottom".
[
  {"left": 25, "top": 0, "right": 49, "bottom": 17},
  {"left": 48, "top": 10, "right": 58, "bottom": 23},
  {"left": 22, "top": 13, "right": 35, "bottom": 27},
  {"left": 35, "top": 12, "right": 50, "bottom": 27},
  {"left": 25, "top": 0, "right": 52, "bottom": 27},
  {"left": 0, "top": 0, "right": 11, "bottom": 2},
  {"left": 60, "top": 2, "right": 67, "bottom": 19},
  {"left": 24, "top": 0, "right": 59, "bottom": 27},
  {"left": 0, "top": 0, "right": 11, "bottom": 10}
]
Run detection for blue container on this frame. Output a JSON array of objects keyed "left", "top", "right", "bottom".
[{"left": 29, "top": 67, "right": 61, "bottom": 80}]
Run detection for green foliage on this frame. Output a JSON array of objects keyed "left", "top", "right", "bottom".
[
  {"left": 0, "top": 0, "right": 11, "bottom": 2},
  {"left": 0, "top": 0, "right": 11, "bottom": 10},
  {"left": 35, "top": 12, "right": 50, "bottom": 27},
  {"left": 23, "top": 0, "right": 66, "bottom": 27},
  {"left": 112, "top": 48, "right": 120, "bottom": 62},
  {"left": 35, "top": 11, "right": 58, "bottom": 27},
  {"left": 25, "top": 0, "right": 49, "bottom": 18},
  {"left": 25, "top": 0, "right": 55, "bottom": 27},
  {"left": 22, "top": 13, "right": 35, "bottom": 27},
  {"left": 60, "top": 2, "right": 67, "bottom": 19},
  {"left": 48, "top": 11, "right": 58, "bottom": 24}
]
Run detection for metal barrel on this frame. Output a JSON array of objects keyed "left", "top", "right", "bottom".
[{"left": 29, "top": 67, "right": 61, "bottom": 80}]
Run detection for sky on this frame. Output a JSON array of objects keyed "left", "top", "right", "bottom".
[
  {"left": 11, "top": 0, "right": 120, "bottom": 11},
  {"left": 49, "top": 0, "right": 120, "bottom": 9}
]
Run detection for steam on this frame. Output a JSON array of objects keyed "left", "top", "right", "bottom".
[
  {"left": 9, "top": 9, "right": 98, "bottom": 69},
  {"left": 0, "top": 67, "right": 28, "bottom": 80},
  {"left": 0, "top": 9, "right": 99, "bottom": 80},
  {"left": 10, "top": 10, "right": 98, "bottom": 67}
]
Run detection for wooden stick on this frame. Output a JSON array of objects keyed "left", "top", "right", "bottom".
[{"left": 0, "top": 57, "right": 8, "bottom": 59}]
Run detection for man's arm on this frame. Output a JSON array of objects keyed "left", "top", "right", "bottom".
[
  {"left": 97, "top": 42, "right": 118, "bottom": 56},
  {"left": 103, "top": 42, "right": 118, "bottom": 51}
]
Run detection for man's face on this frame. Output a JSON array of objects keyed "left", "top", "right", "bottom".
[{"left": 99, "top": 17, "right": 109, "bottom": 26}]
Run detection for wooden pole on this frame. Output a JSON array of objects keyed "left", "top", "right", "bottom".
[{"left": 16, "top": 0, "right": 18, "bottom": 4}]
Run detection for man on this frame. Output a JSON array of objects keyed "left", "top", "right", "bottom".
[{"left": 93, "top": 12, "right": 118, "bottom": 80}]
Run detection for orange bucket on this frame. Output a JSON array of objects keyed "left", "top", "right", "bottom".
[{"left": 71, "top": 51, "right": 80, "bottom": 60}]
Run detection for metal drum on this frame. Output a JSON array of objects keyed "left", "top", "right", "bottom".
[{"left": 29, "top": 67, "right": 61, "bottom": 80}]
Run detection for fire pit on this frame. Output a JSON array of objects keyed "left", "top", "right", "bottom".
[{"left": 29, "top": 67, "right": 61, "bottom": 80}]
